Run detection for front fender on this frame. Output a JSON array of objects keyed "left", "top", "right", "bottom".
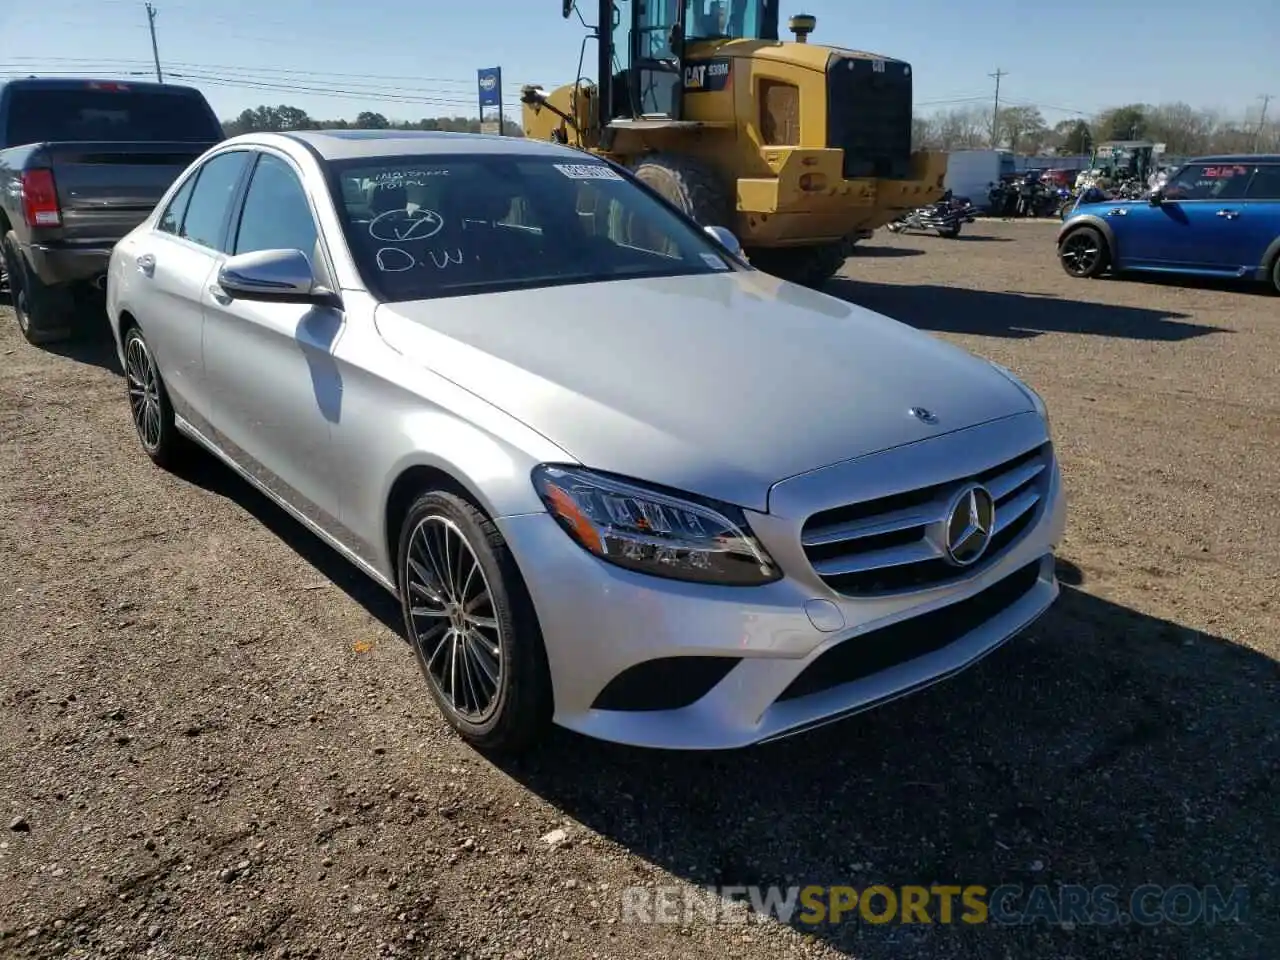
[{"left": 1057, "top": 211, "right": 1117, "bottom": 253}]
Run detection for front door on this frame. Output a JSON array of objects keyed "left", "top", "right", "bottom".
[
  {"left": 201, "top": 150, "right": 346, "bottom": 535},
  {"left": 631, "top": 0, "right": 684, "bottom": 117},
  {"left": 1150, "top": 161, "right": 1254, "bottom": 271}
]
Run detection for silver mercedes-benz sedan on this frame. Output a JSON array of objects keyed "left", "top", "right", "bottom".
[{"left": 106, "top": 130, "right": 1066, "bottom": 753}]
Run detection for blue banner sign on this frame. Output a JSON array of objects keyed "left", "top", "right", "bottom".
[{"left": 477, "top": 67, "right": 502, "bottom": 109}]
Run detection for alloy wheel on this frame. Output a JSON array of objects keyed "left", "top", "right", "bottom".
[
  {"left": 1060, "top": 232, "right": 1100, "bottom": 276},
  {"left": 124, "top": 335, "right": 163, "bottom": 451},
  {"left": 404, "top": 515, "right": 504, "bottom": 722}
]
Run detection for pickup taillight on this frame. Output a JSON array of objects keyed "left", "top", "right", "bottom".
[{"left": 21, "top": 168, "right": 62, "bottom": 227}]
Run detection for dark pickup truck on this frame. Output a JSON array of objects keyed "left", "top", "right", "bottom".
[{"left": 0, "top": 78, "right": 223, "bottom": 344}]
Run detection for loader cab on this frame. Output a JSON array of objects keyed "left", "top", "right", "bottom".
[{"left": 573, "top": 0, "right": 779, "bottom": 123}]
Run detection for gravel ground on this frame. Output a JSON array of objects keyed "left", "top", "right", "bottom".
[{"left": 1, "top": 220, "right": 1276, "bottom": 960}]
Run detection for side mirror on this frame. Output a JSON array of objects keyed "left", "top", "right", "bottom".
[
  {"left": 217, "top": 248, "right": 336, "bottom": 306},
  {"left": 561, "top": 0, "right": 574, "bottom": 17},
  {"left": 1148, "top": 188, "right": 1163, "bottom": 206},
  {"left": 703, "top": 224, "right": 743, "bottom": 259}
]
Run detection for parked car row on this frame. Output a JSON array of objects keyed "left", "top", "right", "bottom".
[{"left": 6, "top": 76, "right": 1068, "bottom": 755}]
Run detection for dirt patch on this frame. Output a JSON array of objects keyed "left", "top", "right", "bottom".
[{"left": 1, "top": 223, "right": 1275, "bottom": 959}]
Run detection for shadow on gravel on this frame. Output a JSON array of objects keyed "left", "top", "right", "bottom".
[
  {"left": 171, "top": 454, "right": 403, "bottom": 633},
  {"left": 826, "top": 279, "right": 1226, "bottom": 341},
  {"left": 1113, "top": 271, "right": 1278, "bottom": 297},
  {"left": 497, "top": 585, "right": 1277, "bottom": 958},
  {"left": 850, "top": 246, "right": 926, "bottom": 259}
]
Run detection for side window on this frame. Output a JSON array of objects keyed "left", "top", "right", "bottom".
[
  {"left": 1162, "top": 162, "right": 1252, "bottom": 202},
  {"left": 233, "top": 154, "right": 319, "bottom": 257},
  {"left": 179, "top": 151, "right": 251, "bottom": 250},
  {"left": 1245, "top": 165, "right": 1280, "bottom": 201},
  {"left": 157, "top": 173, "right": 198, "bottom": 235}
]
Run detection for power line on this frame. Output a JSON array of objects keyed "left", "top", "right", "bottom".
[{"left": 1, "top": 55, "right": 544, "bottom": 91}]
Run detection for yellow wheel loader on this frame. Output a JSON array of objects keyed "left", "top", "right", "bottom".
[{"left": 522, "top": 0, "right": 948, "bottom": 287}]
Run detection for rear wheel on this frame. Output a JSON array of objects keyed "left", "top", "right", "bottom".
[
  {"left": 747, "top": 243, "right": 847, "bottom": 289},
  {"left": 1058, "top": 225, "right": 1110, "bottom": 278},
  {"left": 122, "top": 324, "right": 188, "bottom": 469},
  {"left": 2, "top": 230, "right": 74, "bottom": 346},
  {"left": 397, "top": 490, "right": 553, "bottom": 754},
  {"left": 1270, "top": 252, "right": 1280, "bottom": 295}
]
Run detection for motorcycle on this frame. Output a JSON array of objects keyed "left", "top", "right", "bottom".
[{"left": 886, "top": 200, "right": 963, "bottom": 238}]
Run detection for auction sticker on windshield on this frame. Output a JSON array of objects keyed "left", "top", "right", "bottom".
[{"left": 554, "top": 163, "right": 623, "bottom": 181}]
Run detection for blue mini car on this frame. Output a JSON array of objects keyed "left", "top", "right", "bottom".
[{"left": 1057, "top": 155, "right": 1280, "bottom": 293}]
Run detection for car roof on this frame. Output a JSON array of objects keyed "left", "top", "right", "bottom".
[
  {"left": 1188, "top": 154, "right": 1280, "bottom": 165},
  {"left": 0, "top": 76, "right": 204, "bottom": 97},
  {"left": 274, "top": 129, "right": 585, "bottom": 162}
]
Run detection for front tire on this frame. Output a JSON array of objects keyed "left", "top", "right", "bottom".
[
  {"left": 3, "top": 230, "right": 74, "bottom": 346},
  {"left": 629, "top": 153, "right": 731, "bottom": 228},
  {"left": 1270, "top": 253, "right": 1280, "bottom": 295},
  {"left": 396, "top": 491, "right": 552, "bottom": 754},
  {"left": 122, "top": 324, "right": 188, "bottom": 470},
  {"left": 1058, "top": 225, "right": 1110, "bottom": 278},
  {"left": 747, "top": 242, "right": 847, "bottom": 288}
]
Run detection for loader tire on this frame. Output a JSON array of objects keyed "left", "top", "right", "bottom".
[
  {"left": 747, "top": 243, "right": 847, "bottom": 289},
  {"left": 630, "top": 153, "right": 732, "bottom": 228}
]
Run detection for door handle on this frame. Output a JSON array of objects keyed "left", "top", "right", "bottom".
[
  {"left": 1106, "top": 208, "right": 1128, "bottom": 216},
  {"left": 1216, "top": 209, "right": 1240, "bottom": 219},
  {"left": 136, "top": 253, "right": 156, "bottom": 277}
]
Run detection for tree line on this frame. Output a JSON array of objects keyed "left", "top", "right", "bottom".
[
  {"left": 221, "top": 105, "right": 524, "bottom": 138},
  {"left": 225, "top": 100, "right": 1275, "bottom": 159},
  {"left": 914, "top": 101, "right": 1278, "bottom": 157}
]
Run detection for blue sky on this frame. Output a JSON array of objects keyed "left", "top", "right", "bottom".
[{"left": 3, "top": 0, "right": 1276, "bottom": 125}]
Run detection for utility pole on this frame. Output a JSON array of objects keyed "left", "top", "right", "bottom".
[
  {"left": 144, "top": 3, "right": 163, "bottom": 83},
  {"left": 1254, "top": 94, "right": 1272, "bottom": 152},
  {"left": 988, "top": 68, "right": 1007, "bottom": 148}
]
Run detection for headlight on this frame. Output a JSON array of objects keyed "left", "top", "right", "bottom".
[
  {"left": 990, "top": 362, "right": 1050, "bottom": 433},
  {"left": 531, "top": 465, "right": 781, "bottom": 586}
]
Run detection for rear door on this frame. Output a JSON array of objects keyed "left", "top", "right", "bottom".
[
  {"left": 132, "top": 149, "right": 252, "bottom": 427},
  {"left": 202, "top": 149, "right": 345, "bottom": 532},
  {"left": 1237, "top": 163, "right": 1280, "bottom": 271}
]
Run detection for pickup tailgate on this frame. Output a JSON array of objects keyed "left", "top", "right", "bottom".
[{"left": 36, "top": 140, "right": 215, "bottom": 242}]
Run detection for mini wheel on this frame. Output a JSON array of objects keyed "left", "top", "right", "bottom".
[{"left": 1058, "top": 225, "right": 1110, "bottom": 278}]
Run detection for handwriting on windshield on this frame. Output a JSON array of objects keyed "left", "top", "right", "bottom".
[
  {"left": 368, "top": 208, "right": 445, "bottom": 242},
  {"left": 367, "top": 170, "right": 451, "bottom": 190},
  {"left": 375, "top": 247, "right": 467, "bottom": 272}
]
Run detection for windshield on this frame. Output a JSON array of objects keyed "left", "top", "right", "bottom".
[
  {"left": 4, "top": 86, "right": 220, "bottom": 144},
  {"left": 328, "top": 153, "right": 738, "bottom": 302},
  {"left": 684, "top": 0, "right": 778, "bottom": 41}
]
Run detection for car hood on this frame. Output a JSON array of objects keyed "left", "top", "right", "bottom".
[{"left": 374, "top": 271, "right": 1032, "bottom": 512}]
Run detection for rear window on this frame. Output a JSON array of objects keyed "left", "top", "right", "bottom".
[{"left": 4, "top": 86, "right": 220, "bottom": 145}]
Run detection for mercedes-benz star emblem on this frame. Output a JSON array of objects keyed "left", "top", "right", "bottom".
[
  {"left": 909, "top": 406, "right": 938, "bottom": 424},
  {"left": 944, "top": 483, "right": 996, "bottom": 566}
]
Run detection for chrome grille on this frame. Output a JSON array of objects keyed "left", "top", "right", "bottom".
[{"left": 801, "top": 442, "right": 1051, "bottom": 596}]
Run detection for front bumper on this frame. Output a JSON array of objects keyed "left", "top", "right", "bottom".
[
  {"left": 736, "top": 148, "right": 948, "bottom": 246},
  {"left": 500, "top": 422, "right": 1067, "bottom": 750}
]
